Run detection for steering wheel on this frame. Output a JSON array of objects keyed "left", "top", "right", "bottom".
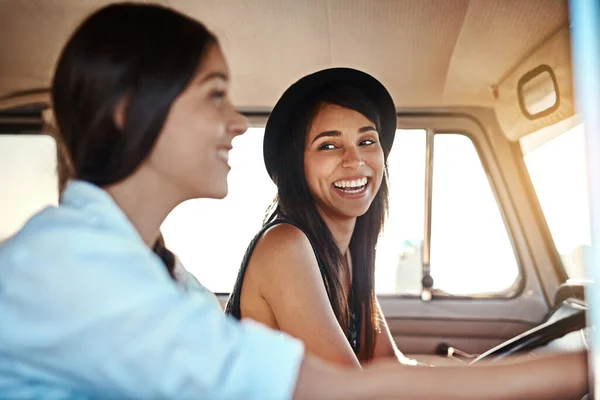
[{"left": 469, "top": 309, "right": 587, "bottom": 365}]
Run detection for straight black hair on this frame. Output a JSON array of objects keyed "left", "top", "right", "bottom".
[
  {"left": 52, "top": 2, "right": 217, "bottom": 186},
  {"left": 267, "top": 84, "right": 389, "bottom": 361},
  {"left": 51, "top": 3, "right": 217, "bottom": 277}
]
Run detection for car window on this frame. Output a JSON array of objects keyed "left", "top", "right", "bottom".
[
  {"left": 163, "top": 126, "right": 521, "bottom": 296},
  {"left": 376, "top": 131, "right": 520, "bottom": 295},
  {"left": 520, "top": 116, "right": 591, "bottom": 280},
  {"left": 0, "top": 134, "right": 58, "bottom": 242}
]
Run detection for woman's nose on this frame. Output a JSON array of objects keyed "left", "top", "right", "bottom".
[
  {"left": 228, "top": 110, "right": 248, "bottom": 137},
  {"left": 341, "top": 147, "right": 364, "bottom": 169}
]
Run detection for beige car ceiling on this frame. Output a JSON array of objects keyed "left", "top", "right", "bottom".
[{"left": 0, "top": 0, "right": 572, "bottom": 138}]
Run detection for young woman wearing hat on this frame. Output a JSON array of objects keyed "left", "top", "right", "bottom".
[
  {"left": 225, "top": 69, "right": 410, "bottom": 366},
  {"left": 0, "top": 3, "right": 587, "bottom": 399}
]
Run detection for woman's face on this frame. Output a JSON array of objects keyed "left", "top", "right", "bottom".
[
  {"left": 145, "top": 44, "right": 247, "bottom": 200},
  {"left": 303, "top": 103, "right": 384, "bottom": 220}
]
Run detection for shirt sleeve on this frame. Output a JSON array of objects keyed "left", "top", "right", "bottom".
[
  {"left": 0, "top": 229, "right": 304, "bottom": 400},
  {"left": 173, "top": 257, "right": 220, "bottom": 304}
]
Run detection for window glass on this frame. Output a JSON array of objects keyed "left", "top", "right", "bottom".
[
  {"left": 375, "top": 130, "right": 426, "bottom": 294},
  {"left": 520, "top": 118, "right": 591, "bottom": 279},
  {"left": 429, "top": 134, "right": 519, "bottom": 294},
  {"left": 163, "top": 128, "right": 521, "bottom": 296},
  {"left": 376, "top": 132, "right": 520, "bottom": 295},
  {"left": 0, "top": 134, "right": 58, "bottom": 242}
]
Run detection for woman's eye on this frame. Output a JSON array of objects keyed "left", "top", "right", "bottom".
[
  {"left": 318, "top": 143, "right": 336, "bottom": 151},
  {"left": 360, "top": 139, "right": 376, "bottom": 146},
  {"left": 210, "top": 90, "right": 226, "bottom": 104}
]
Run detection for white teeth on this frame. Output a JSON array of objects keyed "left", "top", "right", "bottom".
[
  {"left": 333, "top": 177, "right": 368, "bottom": 189},
  {"left": 217, "top": 149, "right": 229, "bottom": 162}
]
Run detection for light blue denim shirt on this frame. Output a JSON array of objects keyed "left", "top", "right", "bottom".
[{"left": 0, "top": 180, "right": 304, "bottom": 399}]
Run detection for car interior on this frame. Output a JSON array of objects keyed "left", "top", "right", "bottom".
[{"left": 0, "top": 0, "right": 593, "bottom": 395}]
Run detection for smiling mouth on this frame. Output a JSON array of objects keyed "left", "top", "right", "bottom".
[
  {"left": 216, "top": 149, "right": 230, "bottom": 163},
  {"left": 332, "top": 177, "right": 369, "bottom": 194}
]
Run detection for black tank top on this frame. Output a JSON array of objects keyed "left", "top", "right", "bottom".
[{"left": 225, "top": 217, "right": 362, "bottom": 355}]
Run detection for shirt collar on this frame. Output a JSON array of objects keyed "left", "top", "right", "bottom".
[{"left": 60, "top": 179, "right": 144, "bottom": 242}]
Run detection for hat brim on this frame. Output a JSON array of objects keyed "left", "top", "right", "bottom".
[{"left": 263, "top": 67, "right": 397, "bottom": 180}]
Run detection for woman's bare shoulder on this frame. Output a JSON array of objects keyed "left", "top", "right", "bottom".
[{"left": 247, "top": 222, "right": 322, "bottom": 293}]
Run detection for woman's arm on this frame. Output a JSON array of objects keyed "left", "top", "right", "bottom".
[
  {"left": 245, "top": 223, "right": 361, "bottom": 367},
  {"left": 294, "top": 351, "right": 588, "bottom": 400},
  {"left": 371, "top": 298, "right": 418, "bottom": 365}
]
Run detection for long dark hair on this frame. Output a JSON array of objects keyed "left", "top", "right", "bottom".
[
  {"left": 267, "top": 85, "right": 389, "bottom": 361},
  {"left": 51, "top": 3, "right": 217, "bottom": 277}
]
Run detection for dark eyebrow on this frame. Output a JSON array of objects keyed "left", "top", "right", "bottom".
[
  {"left": 311, "top": 130, "right": 341, "bottom": 144},
  {"left": 358, "top": 125, "right": 377, "bottom": 133},
  {"left": 311, "top": 125, "right": 378, "bottom": 144},
  {"left": 198, "top": 72, "right": 229, "bottom": 84}
]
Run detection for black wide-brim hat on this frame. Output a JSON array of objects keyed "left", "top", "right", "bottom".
[{"left": 263, "top": 67, "right": 397, "bottom": 181}]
